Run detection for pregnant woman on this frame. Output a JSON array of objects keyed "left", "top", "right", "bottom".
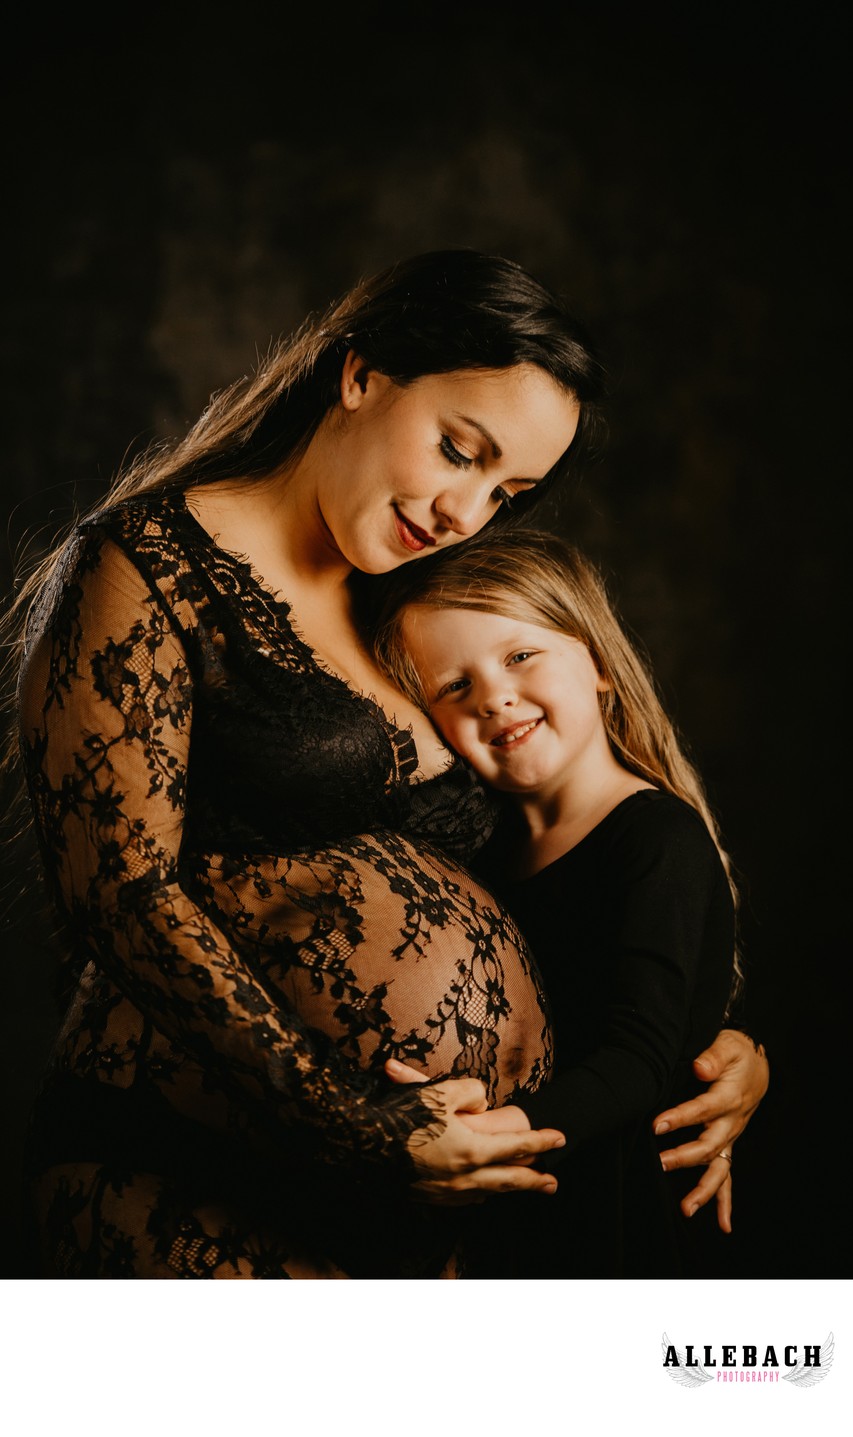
[{"left": 7, "top": 250, "right": 767, "bottom": 1278}]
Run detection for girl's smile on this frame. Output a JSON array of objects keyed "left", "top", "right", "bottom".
[{"left": 401, "top": 604, "right": 617, "bottom": 804}]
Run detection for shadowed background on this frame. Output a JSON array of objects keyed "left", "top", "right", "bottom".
[{"left": 1, "top": 5, "right": 848, "bottom": 1280}]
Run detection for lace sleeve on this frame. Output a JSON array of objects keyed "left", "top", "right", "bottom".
[{"left": 17, "top": 530, "right": 437, "bottom": 1173}]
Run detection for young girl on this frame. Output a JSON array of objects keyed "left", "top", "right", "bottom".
[{"left": 374, "top": 527, "right": 741, "bottom": 1278}]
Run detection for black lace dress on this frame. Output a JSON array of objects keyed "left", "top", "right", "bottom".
[{"left": 17, "top": 492, "right": 553, "bottom": 1279}]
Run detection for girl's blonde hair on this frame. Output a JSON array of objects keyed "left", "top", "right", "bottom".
[{"left": 373, "top": 528, "right": 742, "bottom": 1002}]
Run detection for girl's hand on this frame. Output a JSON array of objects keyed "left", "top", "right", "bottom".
[
  {"left": 653, "top": 1029, "right": 768, "bottom": 1231},
  {"left": 385, "top": 1058, "right": 563, "bottom": 1205}
]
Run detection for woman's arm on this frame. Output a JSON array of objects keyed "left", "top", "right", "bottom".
[{"left": 19, "top": 531, "right": 563, "bottom": 1186}]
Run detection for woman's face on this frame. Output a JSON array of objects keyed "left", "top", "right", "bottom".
[
  {"left": 401, "top": 604, "right": 611, "bottom": 803},
  {"left": 315, "top": 358, "right": 580, "bottom": 574}
]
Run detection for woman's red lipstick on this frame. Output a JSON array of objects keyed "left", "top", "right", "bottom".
[{"left": 394, "top": 507, "right": 436, "bottom": 552}]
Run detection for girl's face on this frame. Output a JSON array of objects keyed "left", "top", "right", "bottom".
[
  {"left": 315, "top": 358, "right": 580, "bottom": 574},
  {"left": 402, "top": 604, "right": 613, "bottom": 801}
]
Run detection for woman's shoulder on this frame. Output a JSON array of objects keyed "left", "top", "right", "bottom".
[
  {"left": 78, "top": 488, "right": 194, "bottom": 562},
  {"left": 21, "top": 489, "right": 214, "bottom": 651},
  {"left": 78, "top": 488, "right": 219, "bottom": 611}
]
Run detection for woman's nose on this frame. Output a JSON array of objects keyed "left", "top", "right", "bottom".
[{"left": 433, "top": 481, "right": 494, "bottom": 537}]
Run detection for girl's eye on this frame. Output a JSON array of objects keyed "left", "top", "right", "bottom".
[
  {"left": 438, "top": 677, "right": 470, "bottom": 698},
  {"left": 508, "top": 651, "right": 535, "bottom": 665},
  {"left": 439, "top": 435, "right": 473, "bottom": 469}
]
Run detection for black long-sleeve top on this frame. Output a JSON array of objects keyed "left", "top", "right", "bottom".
[{"left": 470, "top": 788, "right": 736, "bottom": 1278}]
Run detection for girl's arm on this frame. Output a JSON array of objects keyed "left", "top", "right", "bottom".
[{"left": 391, "top": 797, "right": 766, "bottom": 1218}]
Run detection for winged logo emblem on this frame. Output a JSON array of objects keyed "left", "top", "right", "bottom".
[
  {"left": 781, "top": 1332, "right": 834, "bottom": 1386},
  {"left": 661, "top": 1333, "right": 713, "bottom": 1387}
]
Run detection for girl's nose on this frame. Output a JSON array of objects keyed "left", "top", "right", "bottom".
[{"left": 477, "top": 683, "right": 517, "bottom": 717}]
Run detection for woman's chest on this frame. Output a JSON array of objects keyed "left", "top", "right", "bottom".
[{"left": 185, "top": 638, "right": 414, "bottom": 846}]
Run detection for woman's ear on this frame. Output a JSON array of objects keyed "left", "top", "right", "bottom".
[{"left": 340, "top": 349, "right": 372, "bottom": 410}]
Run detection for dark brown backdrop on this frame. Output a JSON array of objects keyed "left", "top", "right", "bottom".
[{"left": 2, "top": 5, "right": 849, "bottom": 1279}]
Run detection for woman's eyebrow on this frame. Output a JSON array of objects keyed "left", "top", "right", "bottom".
[
  {"left": 453, "top": 413, "right": 540, "bottom": 484},
  {"left": 453, "top": 414, "right": 502, "bottom": 459}
]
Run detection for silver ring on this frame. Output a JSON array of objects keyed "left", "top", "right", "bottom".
[{"left": 717, "top": 1150, "right": 733, "bottom": 1164}]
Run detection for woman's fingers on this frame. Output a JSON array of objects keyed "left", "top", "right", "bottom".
[
  {"left": 694, "top": 1029, "right": 769, "bottom": 1099},
  {"left": 384, "top": 1058, "right": 428, "bottom": 1085},
  {"left": 468, "top": 1127, "right": 565, "bottom": 1168},
  {"left": 659, "top": 1119, "right": 734, "bottom": 1171},
  {"left": 715, "top": 1172, "right": 733, "bottom": 1234},
  {"left": 458, "top": 1104, "right": 532, "bottom": 1136},
  {"left": 654, "top": 1091, "right": 737, "bottom": 1137},
  {"left": 403, "top": 1075, "right": 562, "bottom": 1181},
  {"left": 426, "top": 1077, "right": 489, "bottom": 1116},
  {"left": 407, "top": 1110, "right": 564, "bottom": 1180},
  {"left": 677, "top": 1159, "right": 734, "bottom": 1234},
  {"left": 653, "top": 1032, "right": 769, "bottom": 1144},
  {"left": 412, "top": 1164, "right": 560, "bottom": 1205}
]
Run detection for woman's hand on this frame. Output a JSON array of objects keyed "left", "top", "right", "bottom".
[
  {"left": 385, "top": 1059, "right": 564, "bottom": 1205},
  {"left": 653, "top": 1029, "right": 769, "bottom": 1231}
]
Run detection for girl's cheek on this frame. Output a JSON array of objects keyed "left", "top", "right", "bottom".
[
  {"left": 448, "top": 720, "right": 483, "bottom": 765},
  {"left": 431, "top": 711, "right": 464, "bottom": 754}
]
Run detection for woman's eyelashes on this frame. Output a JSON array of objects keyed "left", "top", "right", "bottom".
[
  {"left": 438, "top": 434, "right": 516, "bottom": 507},
  {"left": 439, "top": 434, "right": 473, "bottom": 469},
  {"left": 433, "top": 433, "right": 534, "bottom": 508}
]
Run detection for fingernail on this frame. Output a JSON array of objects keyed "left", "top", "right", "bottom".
[
  {"left": 695, "top": 1058, "right": 711, "bottom": 1074},
  {"left": 660, "top": 1158, "right": 669, "bottom": 1172},
  {"left": 654, "top": 1120, "right": 670, "bottom": 1135},
  {"left": 386, "top": 1059, "right": 402, "bottom": 1070},
  {"left": 686, "top": 1203, "right": 698, "bottom": 1217},
  {"left": 543, "top": 1182, "right": 557, "bottom": 1193},
  {"left": 552, "top": 1136, "right": 566, "bottom": 1147}
]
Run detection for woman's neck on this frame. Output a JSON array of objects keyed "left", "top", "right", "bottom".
[{"left": 186, "top": 462, "right": 352, "bottom": 604}]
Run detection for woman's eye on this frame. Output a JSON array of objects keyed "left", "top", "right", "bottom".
[{"left": 439, "top": 435, "right": 473, "bottom": 469}]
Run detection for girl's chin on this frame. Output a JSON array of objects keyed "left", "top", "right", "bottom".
[{"left": 482, "top": 762, "right": 554, "bottom": 794}]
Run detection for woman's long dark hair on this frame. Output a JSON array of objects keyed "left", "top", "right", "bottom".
[
  {"left": 87, "top": 247, "right": 606, "bottom": 502},
  {"left": 1, "top": 249, "right": 607, "bottom": 792}
]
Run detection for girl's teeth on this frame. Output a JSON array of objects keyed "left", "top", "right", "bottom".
[{"left": 496, "top": 721, "right": 537, "bottom": 746}]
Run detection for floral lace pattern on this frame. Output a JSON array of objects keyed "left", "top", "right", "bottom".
[{"left": 18, "top": 493, "right": 553, "bottom": 1278}]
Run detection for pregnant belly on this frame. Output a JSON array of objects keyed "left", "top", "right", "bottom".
[{"left": 195, "top": 831, "right": 554, "bottom": 1105}]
